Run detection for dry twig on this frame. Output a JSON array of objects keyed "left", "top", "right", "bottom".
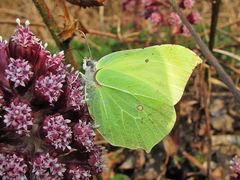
[{"left": 32, "top": 0, "right": 78, "bottom": 69}]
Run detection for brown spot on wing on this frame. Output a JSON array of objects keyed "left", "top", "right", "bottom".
[{"left": 137, "top": 105, "right": 144, "bottom": 111}]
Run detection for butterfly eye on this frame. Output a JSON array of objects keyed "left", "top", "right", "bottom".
[
  {"left": 86, "top": 60, "right": 92, "bottom": 67},
  {"left": 86, "top": 60, "right": 96, "bottom": 69}
]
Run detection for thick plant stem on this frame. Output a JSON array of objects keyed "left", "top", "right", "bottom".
[
  {"left": 209, "top": 0, "right": 221, "bottom": 51},
  {"left": 171, "top": 0, "right": 240, "bottom": 103},
  {"left": 32, "top": 0, "right": 78, "bottom": 69}
]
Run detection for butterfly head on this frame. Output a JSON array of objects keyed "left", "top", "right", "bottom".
[
  {"left": 83, "top": 57, "right": 98, "bottom": 88},
  {"left": 83, "top": 58, "right": 97, "bottom": 72}
]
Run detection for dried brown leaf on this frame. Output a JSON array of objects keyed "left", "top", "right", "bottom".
[{"left": 163, "top": 136, "right": 178, "bottom": 156}]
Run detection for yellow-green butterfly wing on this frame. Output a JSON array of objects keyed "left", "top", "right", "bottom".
[{"left": 86, "top": 45, "right": 201, "bottom": 152}]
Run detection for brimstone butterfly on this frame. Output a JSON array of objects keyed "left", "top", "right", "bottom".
[{"left": 84, "top": 45, "right": 202, "bottom": 152}]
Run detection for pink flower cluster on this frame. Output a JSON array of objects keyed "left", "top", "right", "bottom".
[
  {"left": 122, "top": 0, "right": 200, "bottom": 36},
  {"left": 0, "top": 19, "right": 103, "bottom": 179},
  {"left": 230, "top": 156, "right": 240, "bottom": 175}
]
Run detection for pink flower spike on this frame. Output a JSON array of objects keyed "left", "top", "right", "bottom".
[
  {"left": 187, "top": 11, "right": 201, "bottom": 24},
  {"left": 66, "top": 164, "right": 91, "bottom": 180},
  {"left": 5, "top": 58, "right": 33, "bottom": 88},
  {"left": 149, "top": 12, "right": 164, "bottom": 24},
  {"left": 230, "top": 156, "right": 240, "bottom": 175},
  {"left": 35, "top": 73, "right": 65, "bottom": 104},
  {"left": 180, "top": 0, "right": 194, "bottom": 9},
  {"left": 46, "top": 51, "right": 66, "bottom": 74},
  {"left": 64, "top": 72, "right": 85, "bottom": 111},
  {"left": 122, "top": 0, "right": 137, "bottom": 11},
  {"left": 88, "top": 146, "right": 103, "bottom": 174},
  {"left": 169, "top": 12, "right": 182, "bottom": 25},
  {"left": 73, "top": 120, "right": 95, "bottom": 151},
  {"left": 3, "top": 98, "right": 33, "bottom": 136},
  {"left": 181, "top": 25, "right": 191, "bottom": 36},
  {"left": 43, "top": 114, "right": 72, "bottom": 151},
  {"left": 11, "top": 19, "right": 39, "bottom": 48},
  {"left": 0, "top": 153, "right": 27, "bottom": 179},
  {"left": 32, "top": 153, "right": 66, "bottom": 180}
]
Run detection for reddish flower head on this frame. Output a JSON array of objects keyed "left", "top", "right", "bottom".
[
  {"left": 169, "top": 12, "right": 182, "bottom": 25},
  {"left": 88, "top": 146, "right": 103, "bottom": 174},
  {"left": 5, "top": 57, "right": 33, "bottom": 88},
  {"left": 0, "top": 153, "right": 27, "bottom": 179},
  {"left": 64, "top": 72, "right": 85, "bottom": 111},
  {"left": 0, "top": 19, "right": 103, "bottom": 179},
  {"left": 73, "top": 120, "right": 95, "bottom": 151},
  {"left": 35, "top": 73, "right": 65, "bottom": 104},
  {"left": 3, "top": 98, "right": 33, "bottom": 136},
  {"left": 231, "top": 156, "right": 240, "bottom": 175},
  {"left": 66, "top": 164, "right": 91, "bottom": 180},
  {"left": 43, "top": 114, "right": 72, "bottom": 151},
  {"left": 180, "top": 0, "right": 194, "bottom": 9},
  {"left": 32, "top": 153, "right": 66, "bottom": 179},
  {"left": 187, "top": 11, "right": 200, "bottom": 24}
]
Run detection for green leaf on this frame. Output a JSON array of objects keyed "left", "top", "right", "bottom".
[
  {"left": 110, "top": 174, "right": 131, "bottom": 180},
  {"left": 86, "top": 45, "right": 202, "bottom": 152}
]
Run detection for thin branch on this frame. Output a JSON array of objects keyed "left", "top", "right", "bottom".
[
  {"left": 209, "top": 0, "right": 221, "bottom": 51},
  {"left": 181, "top": 150, "right": 218, "bottom": 180},
  {"left": 171, "top": 0, "right": 240, "bottom": 103},
  {"left": 32, "top": 0, "right": 78, "bottom": 69}
]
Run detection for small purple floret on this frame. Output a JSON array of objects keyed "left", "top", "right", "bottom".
[
  {"left": 5, "top": 58, "right": 33, "bottom": 87},
  {"left": 43, "top": 114, "right": 72, "bottom": 150},
  {"left": 65, "top": 72, "right": 85, "bottom": 111},
  {"left": 0, "top": 153, "right": 27, "bottom": 179},
  {"left": 11, "top": 19, "right": 39, "bottom": 47},
  {"left": 4, "top": 98, "right": 33, "bottom": 136},
  {"left": 35, "top": 73, "right": 65, "bottom": 104},
  {"left": 66, "top": 164, "right": 91, "bottom": 180},
  {"left": 32, "top": 153, "right": 66, "bottom": 180},
  {"left": 88, "top": 146, "right": 103, "bottom": 174},
  {"left": 230, "top": 156, "right": 240, "bottom": 175},
  {"left": 73, "top": 120, "right": 95, "bottom": 151}
]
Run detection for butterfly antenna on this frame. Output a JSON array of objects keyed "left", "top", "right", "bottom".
[
  {"left": 65, "top": 47, "right": 85, "bottom": 59},
  {"left": 77, "top": 30, "right": 92, "bottom": 59}
]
